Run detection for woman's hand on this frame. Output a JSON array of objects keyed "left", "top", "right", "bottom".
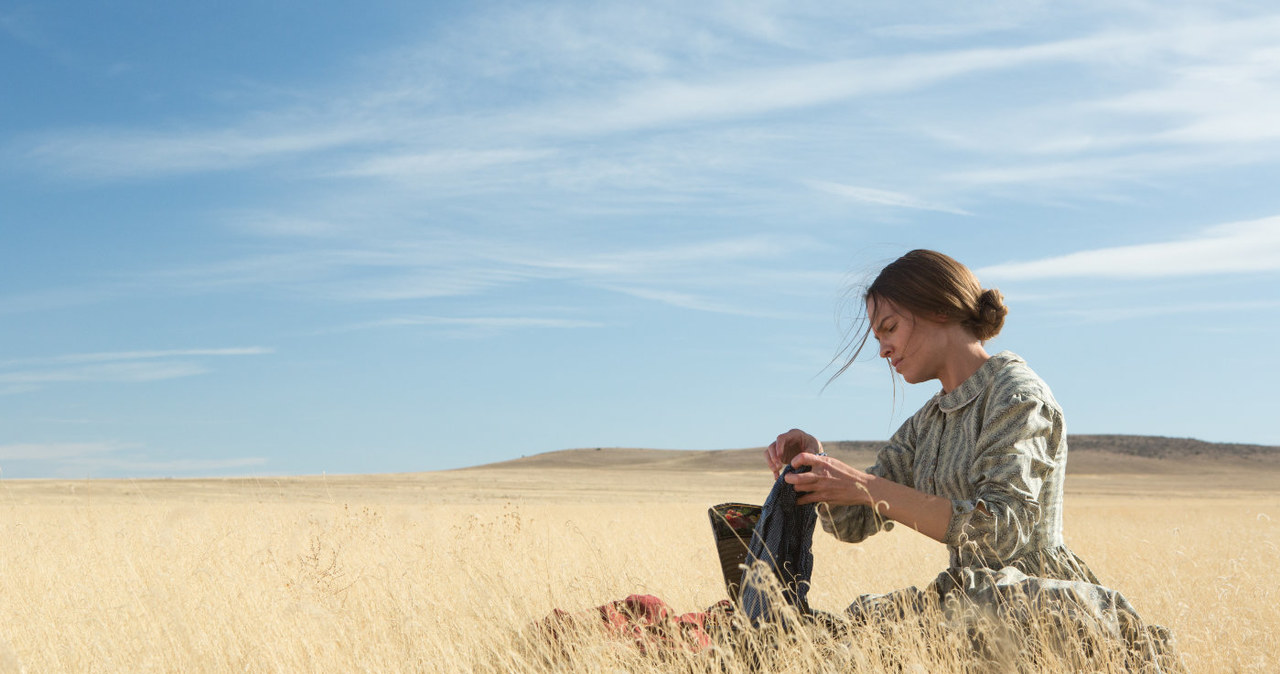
[
  {"left": 786, "top": 452, "right": 955, "bottom": 542},
  {"left": 784, "top": 453, "right": 874, "bottom": 507},
  {"left": 765, "top": 429, "right": 823, "bottom": 479}
]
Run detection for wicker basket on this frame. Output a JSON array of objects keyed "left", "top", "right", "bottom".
[{"left": 707, "top": 502, "right": 762, "bottom": 600}]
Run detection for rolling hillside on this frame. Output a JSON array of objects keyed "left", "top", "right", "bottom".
[{"left": 480, "top": 435, "right": 1280, "bottom": 475}]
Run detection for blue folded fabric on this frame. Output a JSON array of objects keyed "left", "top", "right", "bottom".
[{"left": 739, "top": 464, "right": 816, "bottom": 626}]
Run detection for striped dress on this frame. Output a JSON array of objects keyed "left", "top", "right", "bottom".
[
  {"left": 820, "top": 351, "right": 1181, "bottom": 670},
  {"left": 821, "top": 350, "right": 1096, "bottom": 582}
]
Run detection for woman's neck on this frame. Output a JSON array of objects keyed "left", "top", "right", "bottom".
[{"left": 938, "top": 341, "right": 991, "bottom": 393}]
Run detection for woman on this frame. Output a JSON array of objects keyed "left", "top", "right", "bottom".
[{"left": 764, "top": 249, "right": 1179, "bottom": 669}]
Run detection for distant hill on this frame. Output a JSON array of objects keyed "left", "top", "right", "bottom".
[
  {"left": 1063, "top": 435, "right": 1277, "bottom": 459},
  {"left": 478, "top": 435, "right": 1280, "bottom": 475}
]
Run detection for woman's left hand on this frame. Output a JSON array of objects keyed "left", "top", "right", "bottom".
[
  {"left": 783, "top": 452, "right": 874, "bottom": 507},
  {"left": 786, "top": 452, "right": 955, "bottom": 542}
]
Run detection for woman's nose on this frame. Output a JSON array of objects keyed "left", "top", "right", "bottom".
[{"left": 879, "top": 342, "right": 891, "bottom": 358}]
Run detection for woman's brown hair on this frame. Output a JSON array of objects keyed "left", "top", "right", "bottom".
[{"left": 828, "top": 249, "right": 1007, "bottom": 383}]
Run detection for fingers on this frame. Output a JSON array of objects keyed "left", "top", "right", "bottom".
[
  {"left": 768, "top": 431, "right": 798, "bottom": 476},
  {"left": 781, "top": 429, "right": 814, "bottom": 465},
  {"left": 766, "top": 428, "right": 820, "bottom": 479},
  {"left": 767, "top": 439, "right": 787, "bottom": 479},
  {"left": 784, "top": 454, "right": 841, "bottom": 505},
  {"left": 790, "top": 450, "right": 826, "bottom": 469},
  {"left": 784, "top": 470, "right": 825, "bottom": 506}
]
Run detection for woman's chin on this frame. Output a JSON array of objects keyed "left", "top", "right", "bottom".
[{"left": 900, "top": 371, "right": 930, "bottom": 385}]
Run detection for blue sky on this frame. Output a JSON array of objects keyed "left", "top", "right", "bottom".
[{"left": 2, "top": 1, "right": 1279, "bottom": 478}]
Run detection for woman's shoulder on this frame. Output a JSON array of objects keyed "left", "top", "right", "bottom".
[{"left": 987, "top": 351, "right": 1062, "bottom": 412}]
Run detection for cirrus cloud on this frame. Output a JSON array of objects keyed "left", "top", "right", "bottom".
[{"left": 978, "top": 216, "right": 1280, "bottom": 280}]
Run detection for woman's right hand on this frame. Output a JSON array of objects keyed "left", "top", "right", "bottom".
[{"left": 765, "top": 428, "right": 823, "bottom": 479}]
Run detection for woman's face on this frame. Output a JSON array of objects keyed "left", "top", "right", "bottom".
[{"left": 867, "top": 297, "right": 946, "bottom": 385}]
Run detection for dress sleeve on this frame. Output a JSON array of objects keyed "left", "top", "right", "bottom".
[
  {"left": 943, "top": 392, "right": 1060, "bottom": 561},
  {"left": 819, "top": 415, "right": 917, "bottom": 544}
]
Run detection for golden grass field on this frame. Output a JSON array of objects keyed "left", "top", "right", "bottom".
[{"left": 1, "top": 445, "right": 1277, "bottom": 673}]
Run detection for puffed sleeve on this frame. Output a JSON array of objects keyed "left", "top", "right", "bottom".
[
  {"left": 820, "top": 414, "right": 917, "bottom": 544},
  {"left": 943, "top": 392, "right": 1060, "bottom": 562}
]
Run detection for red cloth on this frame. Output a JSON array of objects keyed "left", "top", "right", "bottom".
[{"left": 541, "top": 594, "right": 731, "bottom": 655}]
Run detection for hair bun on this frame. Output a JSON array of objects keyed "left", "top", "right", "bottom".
[{"left": 968, "top": 288, "right": 1007, "bottom": 341}]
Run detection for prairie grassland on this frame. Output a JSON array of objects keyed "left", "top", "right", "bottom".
[{"left": 0, "top": 468, "right": 1276, "bottom": 673}]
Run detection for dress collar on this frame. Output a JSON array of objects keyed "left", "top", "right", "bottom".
[{"left": 935, "top": 351, "right": 1022, "bottom": 413}]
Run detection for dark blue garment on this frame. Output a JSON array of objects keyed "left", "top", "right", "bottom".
[{"left": 739, "top": 464, "right": 817, "bottom": 626}]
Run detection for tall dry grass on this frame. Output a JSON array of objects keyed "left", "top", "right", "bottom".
[{"left": 0, "top": 472, "right": 1275, "bottom": 672}]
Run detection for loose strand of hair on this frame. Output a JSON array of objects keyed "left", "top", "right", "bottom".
[{"left": 821, "top": 319, "right": 872, "bottom": 392}]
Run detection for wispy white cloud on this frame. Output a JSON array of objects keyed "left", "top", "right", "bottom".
[
  {"left": 0, "top": 347, "right": 273, "bottom": 394},
  {"left": 0, "top": 361, "right": 209, "bottom": 388},
  {"left": 932, "top": 17, "right": 1280, "bottom": 189},
  {"left": 375, "top": 316, "right": 602, "bottom": 329},
  {"left": 331, "top": 270, "right": 536, "bottom": 301},
  {"left": 1050, "top": 299, "right": 1280, "bottom": 324},
  {"left": 871, "top": 18, "right": 1023, "bottom": 40},
  {"left": 807, "top": 180, "right": 972, "bottom": 215},
  {"left": 520, "top": 47, "right": 1056, "bottom": 138},
  {"left": 944, "top": 149, "right": 1224, "bottom": 187},
  {"left": 595, "top": 284, "right": 779, "bottom": 317},
  {"left": 324, "top": 315, "right": 605, "bottom": 334},
  {"left": 0, "top": 284, "right": 123, "bottom": 315},
  {"left": 476, "top": 235, "right": 820, "bottom": 316},
  {"left": 0, "top": 347, "right": 273, "bottom": 368},
  {"left": 0, "top": 230, "right": 806, "bottom": 321},
  {"left": 22, "top": 124, "right": 379, "bottom": 180},
  {"left": 0, "top": 441, "right": 127, "bottom": 461},
  {"left": 335, "top": 148, "right": 555, "bottom": 180},
  {"left": 10, "top": 7, "right": 1280, "bottom": 328},
  {"left": 135, "top": 245, "right": 514, "bottom": 298},
  {"left": 142, "top": 244, "right": 529, "bottom": 303},
  {"left": 451, "top": 16, "right": 1280, "bottom": 149},
  {"left": 227, "top": 212, "right": 351, "bottom": 238},
  {"left": 112, "top": 233, "right": 804, "bottom": 316},
  {"left": 341, "top": 234, "right": 809, "bottom": 314},
  {"left": 13, "top": 6, "right": 1280, "bottom": 216},
  {"left": 0, "top": 441, "right": 267, "bottom": 477},
  {"left": 978, "top": 216, "right": 1280, "bottom": 280},
  {"left": 1092, "top": 47, "right": 1280, "bottom": 146},
  {"left": 0, "top": 18, "right": 1172, "bottom": 179},
  {"left": 500, "top": 235, "right": 789, "bottom": 275}
]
